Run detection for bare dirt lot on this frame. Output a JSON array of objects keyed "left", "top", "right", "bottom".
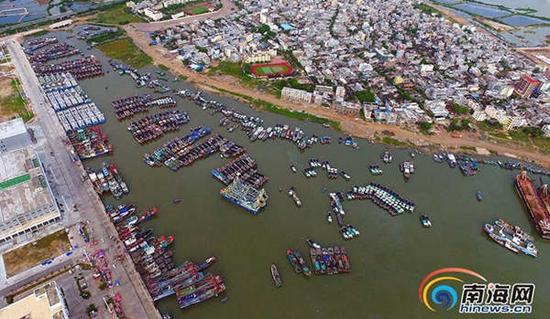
[{"left": 3, "top": 229, "right": 71, "bottom": 277}]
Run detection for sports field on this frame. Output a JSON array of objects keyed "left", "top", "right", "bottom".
[{"left": 250, "top": 61, "right": 294, "bottom": 77}]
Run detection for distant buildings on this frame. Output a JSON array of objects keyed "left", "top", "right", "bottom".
[
  {"left": 0, "top": 281, "right": 69, "bottom": 319},
  {"left": 0, "top": 119, "right": 60, "bottom": 244}
]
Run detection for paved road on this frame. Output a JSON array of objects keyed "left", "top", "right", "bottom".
[
  {"left": 5, "top": 39, "right": 161, "bottom": 319},
  {"left": 132, "top": 0, "right": 237, "bottom": 32}
]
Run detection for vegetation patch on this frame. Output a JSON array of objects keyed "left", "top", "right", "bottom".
[
  {"left": 0, "top": 79, "right": 34, "bottom": 122},
  {"left": 92, "top": 3, "right": 144, "bottom": 25},
  {"left": 381, "top": 136, "right": 411, "bottom": 147},
  {"left": 96, "top": 37, "right": 152, "bottom": 69},
  {"left": 3, "top": 229, "right": 71, "bottom": 277}
]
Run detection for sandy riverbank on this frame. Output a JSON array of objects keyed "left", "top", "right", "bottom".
[{"left": 122, "top": 24, "right": 550, "bottom": 169}]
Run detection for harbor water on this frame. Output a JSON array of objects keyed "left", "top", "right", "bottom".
[{"left": 52, "top": 32, "right": 549, "bottom": 319}]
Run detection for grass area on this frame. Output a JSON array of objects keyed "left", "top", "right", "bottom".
[
  {"left": 0, "top": 79, "right": 34, "bottom": 122},
  {"left": 92, "top": 3, "right": 144, "bottom": 25},
  {"left": 96, "top": 37, "right": 152, "bottom": 69},
  {"left": 271, "top": 78, "right": 314, "bottom": 96},
  {"left": 415, "top": 3, "right": 441, "bottom": 16},
  {"left": 355, "top": 88, "right": 376, "bottom": 103},
  {"left": 178, "top": 74, "right": 188, "bottom": 81},
  {"left": 381, "top": 136, "right": 412, "bottom": 147},
  {"left": 158, "top": 64, "right": 169, "bottom": 71},
  {"left": 190, "top": 6, "right": 209, "bottom": 14},
  {"left": 86, "top": 28, "right": 123, "bottom": 44},
  {"left": 210, "top": 86, "right": 341, "bottom": 130},
  {"left": 208, "top": 61, "right": 261, "bottom": 87},
  {"left": 0, "top": 174, "right": 30, "bottom": 190},
  {"left": 3, "top": 230, "right": 71, "bottom": 277},
  {"left": 31, "top": 30, "right": 50, "bottom": 37}
]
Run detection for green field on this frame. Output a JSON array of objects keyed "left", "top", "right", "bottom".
[
  {"left": 256, "top": 65, "right": 287, "bottom": 75},
  {"left": 96, "top": 37, "right": 152, "bottom": 69},
  {"left": 0, "top": 174, "right": 30, "bottom": 190},
  {"left": 0, "top": 79, "right": 34, "bottom": 122},
  {"left": 92, "top": 3, "right": 144, "bottom": 25},
  {"left": 190, "top": 6, "right": 209, "bottom": 14}
]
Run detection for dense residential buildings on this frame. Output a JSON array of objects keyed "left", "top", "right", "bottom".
[{"left": 150, "top": 0, "right": 550, "bottom": 132}]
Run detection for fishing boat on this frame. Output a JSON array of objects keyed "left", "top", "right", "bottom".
[
  {"left": 339, "top": 171, "right": 351, "bottom": 180},
  {"left": 420, "top": 215, "right": 432, "bottom": 228},
  {"left": 306, "top": 238, "right": 321, "bottom": 249},
  {"left": 288, "top": 187, "right": 302, "bottom": 207},
  {"left": 327, "top": 212, "right": 333, "bottom": 223},
  {"left": 173, "top": 199, "right": 182, "bottom": 204},
  {"left": 290, "top": 165, "right": 297, "bottom": 173},
  {"left": 369, "top": 165, "right": 383, "bottom": 175},
  {"left": 293, "top": 250, "right": 312, "bottom": 277},
  {"left": 381, "top": 151, "right": 392, "bottom": 164},
  {"left": 270, "top": 264, "right": 282, "bottom": 288},
  {"left": 484, "top": 219, "right": 538, "bottom": 257},
  {"left": 286, "top": 249, "right": 301, "bottom": 273},
  {"left": 400, "top": 161, "right": 414, "bottom": 180},
  {"left": 475, "top": 191, "right": 483, "bottom": 201}
]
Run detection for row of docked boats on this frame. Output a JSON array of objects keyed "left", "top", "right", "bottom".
[
  {"left": 211, "top": 154, "right": 267, "bottom": 189},
  {"left": 128, "top": 110, "right": 190, "bottom": 144},
  {"left": 37, "top": 71, "right": 106, "bottom": 133},
  {"left": 287, "top": 249, "right": 312, "bottom": 277},
  {"left": 68, "top": 126, "right": 112, "bottom": 160},
  {"left": 369, "top": 164, "right": 383, "bottom": 175},
  {"left": 28, "top": 42, "right": 80, "bottom": 64},
  {"left": 288, "top": 187, "right": 302, "bottom": 207},
  {"left": 178, "top": 89, "right": 332, "bottom": 151},
  {"left": 87, "top": 162, "right": 129, "bottom": 199},
  {"left": 38, "top": 72, "right": 79, "bottom": 93},
  {"left": 347, "top": 184, "right": 415, "bottom": 216},
  {"left": 144, "top": 127, "right": 212, "bottom": 167},
  {"left": 304, "top": 159, "right": 350, "bottom": 180},
  {"left": 112, "top": 94, "right": 177, "bottom": 120},
  {"left": 309, "top": 245, "right": 351, "bottom": 275},
  {"left": 33, "top": 56, "right": 104, "bottom": 80},
  {"left": 104, "top": 201, "right": 226, "bottom": 310},
  {"left": 23, "top": 36, "right": 57, "bottom": 53}
]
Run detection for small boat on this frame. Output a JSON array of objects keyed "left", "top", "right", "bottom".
[
  {"left": 286, "top": 249, "right": 301, "bottom": 273},
  {"left": 382, "top": 150, "right": 392, "bottom": 164},
  {"left": 271, "top": 264, "right": 282, "bottom": 288},
  {"left": 420, "top": 215, "right": 432, "bottom": 228},
  {"left": 339, "top": 171, "right": 351, "bottom": 180},
  {"left": 290, "top": 165, "right": 297, "bottom": 173},
  {"left": 306, "top": 238, "right": 321, "bottom": 249},
  {"left": 327, "top": 212, "right": 333, "bottom": 223},
  {"left": 475, "top": 191, "right": 483, "bottom": 201},
  {"left": 173, "top": 198, "right": 182, "bottom": 204}
]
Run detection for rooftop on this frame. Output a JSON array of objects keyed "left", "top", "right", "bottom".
[
  {"left": 0, "top": 281, "right": 68, "bottom": 319},
  {"left": 0, "top": 147, "right": 59, "bottom": 241},
  {"left": 0, "top": 118, "right": 27, "bottom": 141}
]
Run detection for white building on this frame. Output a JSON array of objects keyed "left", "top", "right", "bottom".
[
  {"left": 281, "top": 87, "right": 312, "bottom": 104},
  {"left": 144, "top": 8, "right": 164, "bottom": 21},
  {"left": 426, "top": 100, "right": 449, "bottom": 120}
]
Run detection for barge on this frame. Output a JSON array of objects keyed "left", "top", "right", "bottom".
[{"left": 515, "top": 171, "right": 550, "bottom": 239}]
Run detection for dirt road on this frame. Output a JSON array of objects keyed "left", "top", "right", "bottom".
[{"left": 123, "top": 25, "right": 550, "bottom": 169}]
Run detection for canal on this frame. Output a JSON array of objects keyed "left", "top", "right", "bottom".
[{"left": 52, "top": 31, "right": 549, "bottom": 318}]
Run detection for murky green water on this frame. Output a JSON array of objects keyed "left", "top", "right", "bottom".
[{"left": 49, "top": 32, "right": 549, "bottom": 319}]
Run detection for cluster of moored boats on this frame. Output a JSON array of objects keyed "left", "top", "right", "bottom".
[
  {"left": 38, "top": 71, "right": 106, "bottom": 132},
  {"left": 144, "top": 127, "right": 212, "bottom": 167},
  {"left": 128, "top": 110, "right": 189, "bottom": 144},
  {"left": 484, "top": 219, "right": 538, "bottom": 258},
  {"left": 285, "top": 242, "right": 351, "bottom": 281},
  {"left": 329, "top": 193, "right": 361, "bottom": 240},
  {"left": 87, "top": 162, "right": 129, "bottom": 198},
  {"left": 211, "top": 154, "right": 267, "bottom": 189},
  {"left": 178, "top": 89, "right": 332, "bottom": 151},
  {"left": 68, "top": 126, "right": 112, "bottom": 160},
  {"left": 400, "top": 161, "right": 415, "bottom": 180},
  {"left": 23, "top": 36, "right": 57, "bottom": 53},
  {"left": 107, "top": 203, "right": 226, "bottom": 309},
  {"left": 306, "top": 159, "right": 349, "bottom": 179},
  {"left": 34, "top": 56, "right": 104, "bottom": 80},
  {"left": 288, "top": 187, "right": 302, "bottom": 207},
  {"left": 112, "top": 94, "right": 177, "bottom": 120},
  {"left": 28, "top": 42, "right": 80, "bottom": 63}
]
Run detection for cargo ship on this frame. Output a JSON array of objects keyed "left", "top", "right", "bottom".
[
  {"left": 484, "top": 219, "right": 538, "bottom": 257},
  {"left": 515, "top": 171, "right": 550, "bottom": 239},
  {"left": 220, "top": 176, "right": 268, "bottom": 215}
]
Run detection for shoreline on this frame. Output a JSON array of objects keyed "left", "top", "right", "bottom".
[{"left": 122, "top": 24, "right": 550, "bottom": 170}]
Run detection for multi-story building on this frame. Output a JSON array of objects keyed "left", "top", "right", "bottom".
[
  {"left": 514, "top": 75, "right": 542, "bottom": 98},
  {"left": 0, "top": 119, "right": 60, "bottom": 244},
  {"left": 0, "top": 281, "right": 69, "bottom": 319},
  {"left": 281, "top": 87, "right": 313, "bottom": 104}
]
